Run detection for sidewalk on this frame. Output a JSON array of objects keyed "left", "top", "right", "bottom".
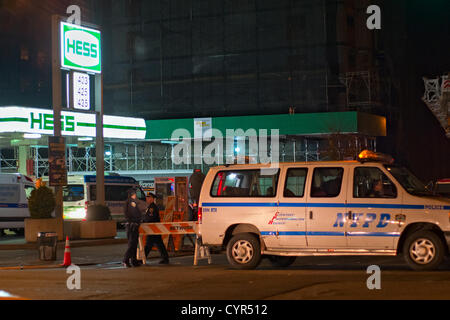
[
  {"left": 0, "top": 230, "right": 128, "bottom": 251},
  {"left": 0, "top": 232, "right": 196, "bottom": 268}
]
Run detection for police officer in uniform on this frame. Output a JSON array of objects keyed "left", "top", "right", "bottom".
[
  {"left": 143, "top": 193, "right": 169, "bottom": 264},
  {"left": 123, "top": 188, "right": 147, "bottom": 267}
]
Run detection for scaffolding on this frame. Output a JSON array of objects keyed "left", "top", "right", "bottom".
[
  {"left": 422, "top": 74, "right": 450, "bottom": 138},
  {"left": 339, "top": 70, "right": 391, "bottom": 115},
  {"left": 0, "top": 134, "right": 378, "bottom": 178}
]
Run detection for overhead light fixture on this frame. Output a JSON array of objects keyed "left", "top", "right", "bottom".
[
  {"left": 78, "top": 137, "right": 94, "bottom": 141},
  {"left": 161, "top": 140, "right": 180, "bottom": 145},
  {"left": 23, "top": 133, "right": 42, "bottom": 139}
]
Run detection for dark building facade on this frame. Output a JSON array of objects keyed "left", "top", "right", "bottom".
[
  {"left": 0, "top": 0, "right": 94, "bottom": 108},
  {"left": 0, "top": 0, "right": 448, "bottom": 181},
  {"left": 99, "top": 0, "right": 389, "bottom": 120}
]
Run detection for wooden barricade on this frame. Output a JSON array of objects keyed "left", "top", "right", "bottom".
[{"left": 137, "top": 222, "right": 211, "bottom": 266}]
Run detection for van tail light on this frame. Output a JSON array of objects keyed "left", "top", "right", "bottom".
[{"left": 198, "top": 207, "right": 202, "bottom": 224}]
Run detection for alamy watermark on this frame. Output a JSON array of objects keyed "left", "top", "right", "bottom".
[
  {"left": 171, "top": 128, "right": 280, "bottom": 171},
  {"left": 366, "top": 265, "right": 381, "bottom": 290},
  {"left": 367, "top": 5, "right": 381, "bottom": 30},
  {"left": 66, "top": 265, "right": 81, "bottom": 290}
]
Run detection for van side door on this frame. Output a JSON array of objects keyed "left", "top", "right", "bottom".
[
  {"left": 305, "top": 166, "right": 347, "bottom": 248},
  {"left": 276, "top": 167, "right": 308, "bottom": 248}
]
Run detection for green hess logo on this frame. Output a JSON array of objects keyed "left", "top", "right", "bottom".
[{"left": 61, "top": 22, "right": 101, "bottom": 74}]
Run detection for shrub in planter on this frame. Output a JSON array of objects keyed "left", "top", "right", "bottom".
[
  {"left": 86, "top": 204, "right": 112, "bottom": 221},
  {"left": 28, "top": 186, "right": 56, "bottom": 219}
]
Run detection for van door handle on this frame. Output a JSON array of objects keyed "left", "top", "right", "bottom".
[{"left": 309, "top": 211, "right": 313, "bottom": 219}]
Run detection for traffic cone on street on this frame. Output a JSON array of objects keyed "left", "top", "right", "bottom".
[{"left": 61, "top": 236, "right": 72, "bottom": 267}]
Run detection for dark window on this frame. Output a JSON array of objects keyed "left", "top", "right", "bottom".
[
  {"left": 211, "top": 169, "right": 279, "bottom": 197},
  {"left": 90, "top": 185, "right": 137, "bottom": 201},
  {"left": 354, "top": 167, "right": 397, "bottom": 198},
  {"left": 284, "top": 168, "right": 308, "bottom": 197},
  {"left": 347, "top": 15, "right": 355, "bottom": 28},
  {"left": 311, "top": 168, "right": 343, "bottom": 198}
]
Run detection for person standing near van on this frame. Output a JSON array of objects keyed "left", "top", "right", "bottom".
[
  {"left": 123, "top": 188, "right": 147, "bottom": 267},
  {"left": 143, "top": 193, "right": 169, "bottom": 264}
]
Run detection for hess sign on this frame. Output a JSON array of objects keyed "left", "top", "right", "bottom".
[{"left": 60, "top": 22, "right": 101, "bottom": 74}]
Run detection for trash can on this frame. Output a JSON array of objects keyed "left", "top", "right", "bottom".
[{"left": 37, "top": 232, "right": 58, "bottom": 261}]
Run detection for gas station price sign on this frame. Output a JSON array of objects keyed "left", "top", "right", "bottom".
[{"left": 73, "top": 72, "right": 90, "bottom": 110}]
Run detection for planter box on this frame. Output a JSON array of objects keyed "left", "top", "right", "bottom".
[
  {"left": 80, "top": 220, "right": 117, "bottom": 239},
  {"left": 64, "top": 221, "right": 82, "bottom": 240},
  {"left": 25, "top": 218, "right": 64, "bottom": 243}
]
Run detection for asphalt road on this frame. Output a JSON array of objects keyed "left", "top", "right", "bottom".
[{"left": 1, "top": 253, "right": 450, "bottom": 300}]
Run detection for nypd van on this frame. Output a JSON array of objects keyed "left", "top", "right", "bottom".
[
  {"left": 198, "top": 151, "right": 450, "bottom": 271},
  {"left": 56, "top": 175, "right": 145, "bottom": 221},
  {"left": 0, "top": 173, "right": 35, "bottom": 233}
]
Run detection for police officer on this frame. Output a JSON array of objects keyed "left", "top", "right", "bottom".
[
  {"left": 123, "top": 188, "right": 147, "bottom": 268},
  {"left": 143, "top": 193, "right": 169, "bottom": 264}
]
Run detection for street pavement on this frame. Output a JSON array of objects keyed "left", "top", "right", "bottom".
[
  {"left": 1, "top": 244, "right": 450, "bottom": 300},
  {"left": 1, "top": 230, "right": 450, "bottom": 300}
]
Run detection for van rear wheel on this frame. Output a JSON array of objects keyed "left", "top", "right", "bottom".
[
  {"left": 267, "top": 255, "right": 297, "bottom": 267},
  {"left": 226, "top": 233, "right": 261, "bottom": 270}
]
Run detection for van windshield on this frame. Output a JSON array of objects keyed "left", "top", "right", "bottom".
[
  {"left": 63, "top": 185, "right": 85, "bottom": 202},
  {"left": 384, "top": 165, "right": 431, "bottom": 196}
]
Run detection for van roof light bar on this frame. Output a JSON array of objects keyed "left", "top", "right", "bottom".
[{"left": 358, "top": 150, "right": 394, "bottom": 164}]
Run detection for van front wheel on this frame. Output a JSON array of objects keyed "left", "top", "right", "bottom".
[
  {"left": 226, "top": 233, "right": 261, "bottom": 270},
  {"left": 403, "top": 230, "right": 445, "bottom": 271}
]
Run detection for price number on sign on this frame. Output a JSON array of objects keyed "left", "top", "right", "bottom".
[{"left": 73, "top": 72, "right": 90, "bottom": 110}]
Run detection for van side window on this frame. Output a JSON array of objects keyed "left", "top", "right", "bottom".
[
  {"left": 211, "top": 169, "right": 279, "bottom": 197},
  {"left": 0, "top": 184, "right": 19, "bottom": 203},
  {"left": 284, "top": 168, "right": 308, "bottom": 197},
  {"left": 90, "top": 185, "right": 134, "bottom": 201},
  {"left": 311, "top": 167, "right": 343, "bottom": 198},
  {"left": 353, "top": 167, "right": 397, "bottom": 198}
]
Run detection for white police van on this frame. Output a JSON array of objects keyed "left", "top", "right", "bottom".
[
  {"left": 0, "top": 173, "right": 35, "bottom": 234},
  {"left": 59, "top": 175, "right": 146, "bottom": 221},
  {"left": 198, "top": 151, "right": 450, "bottom": 271}
]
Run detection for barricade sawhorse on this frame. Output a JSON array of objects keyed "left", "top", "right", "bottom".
[{"left": 138, "top": 222, "right": 211, "bottom": 266}]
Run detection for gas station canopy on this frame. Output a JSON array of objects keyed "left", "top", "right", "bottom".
[
  {"left": 0, "top": 106, "right": 146, "bottom": 141},
  {"left": 0, "top": 106, "right": 387, "bottom": 146}
]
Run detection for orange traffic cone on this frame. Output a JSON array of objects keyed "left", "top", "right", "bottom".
[{"left": 61, "top": 236, "right": 72, "bottom": 267}]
